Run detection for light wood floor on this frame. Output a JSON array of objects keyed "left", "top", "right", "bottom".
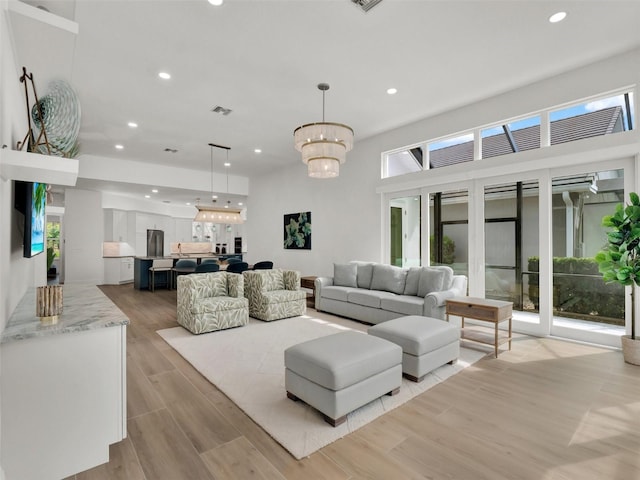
[{"left": 65, "top": 284, "right": 640, "bottom": 480}]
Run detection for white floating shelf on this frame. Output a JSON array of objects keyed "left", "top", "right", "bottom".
[{"left": 0, "top": 149, "right": 78, "bottom": 186}]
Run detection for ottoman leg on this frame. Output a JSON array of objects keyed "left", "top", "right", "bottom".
[
  {"left": 324, "top": 414, "right": 347, "bottom": 427},
  {"left": 286, "top": 391, "right": 299, "bottom": 401},
  {"left": 387, "top": 387, "right": 400, "bottom": 396},
  {"left": 403, "top": 373, "right": 425, "bottom": 383}
]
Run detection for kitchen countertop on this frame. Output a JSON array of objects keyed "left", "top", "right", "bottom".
[{"left": 1, "top": 284, "right": 130, "bottom": 344}]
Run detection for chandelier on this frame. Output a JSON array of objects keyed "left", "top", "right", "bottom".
[
  {"left": 194, "top": 143, "right": 243, "bottom": 224},
  {"left": 294, "top": 83, "right": 354, "bottom": 179}
]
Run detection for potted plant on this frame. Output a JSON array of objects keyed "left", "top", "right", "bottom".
[{"left": 595, "top": 192, "right": 640, "bottom": 365}]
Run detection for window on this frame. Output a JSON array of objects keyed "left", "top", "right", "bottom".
[
  {"left": 428, "top": 134, "right": 473, "bottom": 169},
  {"left": 383, "top": 146, "right": 424, "bottom": 179},
  {"left": 550, "top": 92, "right": 634, "bottom": 145},
  {"left": 381, "top": 89, "right": 635, "bottom": 179},
  {"left": 481, "top": 116, "right": 541, "bottom": 159}
]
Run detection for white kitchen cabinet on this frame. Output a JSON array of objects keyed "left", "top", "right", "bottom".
[
  {"left": 104, "top": 208, "right": 129, "bottom": 242},
  {"left": 120, "top": 257, "right": 134, "bottom": 282},
  {"left": 175, "top": 218, "right": 193, "bottom": 242},
  {"left": 1, "top": 285, "right": 128, "bottom": 480},
  {"left": 104, "top": 257, "right": 134, "bottom": 284}
]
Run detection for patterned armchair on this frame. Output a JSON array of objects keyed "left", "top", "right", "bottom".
[
  {"left": 243, "top": 269, "right": 306, "bottom": 321},
  {"left": 177, "top": 272, "right": 249, "bottom": 334}
]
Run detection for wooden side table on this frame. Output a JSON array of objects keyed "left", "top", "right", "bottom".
[
  {"left": 445, "top": 296, "right": 513, "bottom": 358},
  {"left": 300, "top": 276, "right": 317, "bottom": 308}
]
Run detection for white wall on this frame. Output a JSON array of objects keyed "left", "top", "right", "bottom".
[
  {"left": 245, "top": 136, "right": 382, "bottom": 278},
  {"left": 64, "top": 189, "right": 104, "bottom": 284}
]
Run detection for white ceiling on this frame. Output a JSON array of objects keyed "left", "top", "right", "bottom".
[{"left": 10, "top": 0, "right": 640, "bottom": 208}]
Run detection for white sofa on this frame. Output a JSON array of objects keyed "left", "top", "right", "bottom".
[{"left": 315, "top": 262, "right": 467, "bottom": 324}]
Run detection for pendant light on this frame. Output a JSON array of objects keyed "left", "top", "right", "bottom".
[
  {"left": 194, "top": 143, "right": 243, "bottom": 224},
  {"left": 293, "top": 83, "right": 354, "bottom": 179}
]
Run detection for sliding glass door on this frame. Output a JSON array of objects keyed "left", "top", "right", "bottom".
[
  {"left": 430, "top": 190, "right": 468, "bottom": 277},
  {"left": 390, "top": 195, "right": 421, "bottom": 267},
  {"left": 483, "top": 181, "right": 539, "bottom": 316},
  {"left": 550, "top": 169, "right": 625, "bottom": 338}
]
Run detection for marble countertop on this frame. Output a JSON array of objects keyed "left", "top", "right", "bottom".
[{"left": 1, "top": 284, "right": 130, "bottom": 344}]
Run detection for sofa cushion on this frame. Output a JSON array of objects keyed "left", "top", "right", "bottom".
[
  {"left": 321, "top": 286, "right": 356, "bottom": 302},
  {"left": 347, "top": 290, "right": 396, "bottom": 309},
  {"left": 380, "top": 296, "right": 424, "bottom": 316},
  {"left": 350, "top": 261, "right": 375, "bottom": 289},
  {"left": 260, "top": 269, "right": 284, "bottom": 291},
  {"left": 417, "top": 267, "right": 446, "bottom": 297},
  {"left": 208, "top": 272, "right": 229, "bottom": 297},
  {"left": 333, "top": 263, "right": 358, "bottom": 288},
  {"left": 403, "top": 267, "right": 421, "bottom": 296},
  {"left": 434, "top": 265, "right": 454, "bottom": 290},
  {"left": 261, "top": 290, "right": 307, "bottom": 305},
  {"left": 193, "top": 296, "right": 246, "bottom": 314},
  {"left": 370, "top": 264, "right": 407, "bottom": 295}
]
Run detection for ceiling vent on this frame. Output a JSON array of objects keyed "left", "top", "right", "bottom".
[
  {"left": 164, "top": 148, "right": 178, "bottom": 153},
  {"left": 351, "top": 0, "right": 383, "bottom": 12},
  {"left": 212, "top": 105, "right": 232, "bottom": 116}
]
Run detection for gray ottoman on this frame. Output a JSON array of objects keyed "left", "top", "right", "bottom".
[
  {"left": 368, "top": 315, "right": 459, "bottom": 383},
  {"left": 284, "top": 331, "right": 402, "bottom": 427}
]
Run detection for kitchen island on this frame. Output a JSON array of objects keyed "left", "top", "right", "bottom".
[{"left": 134, "top": 254, "right": 243, "bottom": 290}]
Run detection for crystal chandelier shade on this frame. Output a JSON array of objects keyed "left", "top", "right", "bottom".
[{"left": 293, "top": 84, "right": 353, "bottom": 179}]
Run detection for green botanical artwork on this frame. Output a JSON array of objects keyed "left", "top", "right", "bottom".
[{"left": 284, "top": 211, "right": 311, "bottom": 250}]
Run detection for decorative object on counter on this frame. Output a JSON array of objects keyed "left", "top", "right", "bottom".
[
  {"left": 36, "top": 285, "right": 63, "bottom": 325},
  {"left": 194, "top": 143, "right": 243, "bottom": 224},
  {"left": 293, "top": 83, "right": 354, "bottom": 179},
  {"left": 284, "top": 211, "right": 311, "bottom": 250}
]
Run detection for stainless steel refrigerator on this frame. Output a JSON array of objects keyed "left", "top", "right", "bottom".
[{"left": 147, "top": 229, "right": 164, "bottom": 257}]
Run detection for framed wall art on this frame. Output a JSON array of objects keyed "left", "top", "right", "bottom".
[{"left": 284, "top": 211, "right": 311, "bottom": 250}]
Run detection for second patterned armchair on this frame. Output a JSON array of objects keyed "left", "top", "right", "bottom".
[{"left": 243, "top": 269, "right": 306, "bottom": 321}]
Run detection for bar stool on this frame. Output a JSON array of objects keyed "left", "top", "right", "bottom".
[{"left": 148, "top": 258, "right": 174, "bottom": 291}]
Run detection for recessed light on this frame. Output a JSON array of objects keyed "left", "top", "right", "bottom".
[
  {"left": 158, "top": 72, "right": 171, "bottom": 80},
  {"left": 387, "top": 88, "right": 398, "bottom": 95},
  {"left": 186, "top": 202, "right": 191, "bottom": 206},
  {"left": 224, "top": 205, "right": 229, "bottom": 209},
  {"left": 212, "top": 195, "right": 218, "bottom": 199},
  {"left": 115, "top": 144, "right": 124, "bottom": 150},
  {"left": 128, "top": 122, "right": 138, "bottom": 128},
  {"left": 254, "top": 149, "right": 262, "bottom": 154},
  {"left": 208, "top": 0, "right": 223, "bottom": 5},
  {"left": 144, "top": 195, "right": 150, "bottom": 199},
  {"left": 224, "top": 162, "right": 231, "bottom": 167},
  {"left": 238, "top": 202, "right": 243, "bottom": 206},
  {"left": 549, "top": 11, "right": 566, "bottom": 23},
  {"left": 152, "top": 189, "right": 158, "bottom": 193}
]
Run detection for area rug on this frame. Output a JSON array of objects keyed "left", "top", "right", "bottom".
[{"left": 157, "top": 312, "right": 486, "bottom": 459}]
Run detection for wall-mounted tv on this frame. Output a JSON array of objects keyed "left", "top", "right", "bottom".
[{"left": 15, "top": 180, "right": 47, "bottom": 258}]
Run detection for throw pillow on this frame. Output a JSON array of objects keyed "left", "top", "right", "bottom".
[
  {"left": 417, "top": 267, "right": 446, "bottom": 297},
  {"left": 370, "top": 264, "right": 407, "bottom": 295},
  {"left": 403, "top": 267, "right": 421, "bottom": 296},
  {"left": 333, "top": 263, "right": 358, "bottom": 288},
  {"left": 351, "top": 261, "right": 375, "bottom": 289}
]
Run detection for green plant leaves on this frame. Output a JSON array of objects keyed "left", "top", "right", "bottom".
[{"left": 596, "top": 193, "right": 640, "bottom": 289}]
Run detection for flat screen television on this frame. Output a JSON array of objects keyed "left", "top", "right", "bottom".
[{"left": 15, "top": 180, "right": 47, "bottom": 258}]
